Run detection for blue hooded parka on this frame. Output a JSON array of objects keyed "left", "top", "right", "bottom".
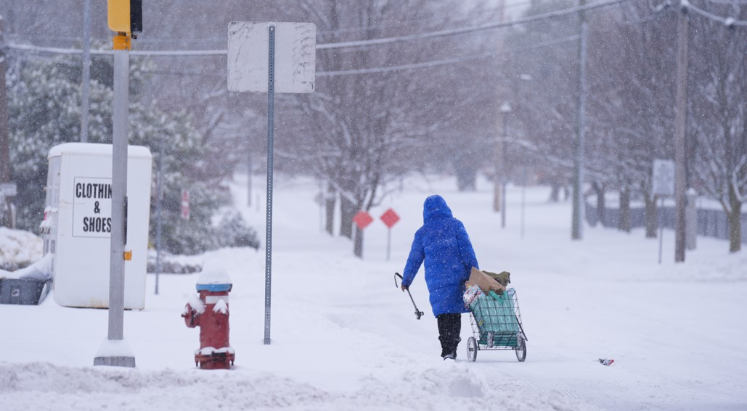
[{"left": 401, "top": 195, "right": 479, "bottom": 317}]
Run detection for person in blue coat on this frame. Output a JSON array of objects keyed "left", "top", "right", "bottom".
[{"left": 400, "top": 195, "right": 479, "bottom": 360}]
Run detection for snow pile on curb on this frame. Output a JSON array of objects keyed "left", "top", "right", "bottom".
[
  {"left": 0, "top": 362, "right": 596, "bottom": 411},
  {"left": 0, "top": 227, "right": 43, "bottom": 271}
]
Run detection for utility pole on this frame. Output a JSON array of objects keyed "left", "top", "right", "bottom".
[
  {"left": 80, "top": 0, "right": 92, "bottom": 143},
  {"left": 0, "top": 15, "right": 12, "bottom": 228},
  {"left": 500, "top": 102, "right": 512, "bottom": 228},
  {"left": 572, "top": 0, "right": 588, "bottom": 240},
  {"left": 673, "top": 3, "right": 689, "bottom": 263},
  {"left": 493, "top": 0, "right": 507, "bottom": 213}
]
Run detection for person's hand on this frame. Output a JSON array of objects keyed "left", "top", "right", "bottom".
[{"left": 401, "top": 284, "right": 408, "bottom": 292}]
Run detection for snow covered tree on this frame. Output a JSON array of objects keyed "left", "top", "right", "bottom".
[
  {"left": 502, "top": 0, "right": 581, "bottom": 196},
  {"left": 689, "top": 3, "right": 747, "bottom": 253},
  {"left": 6, "top": 53, "right": 232, "bottom": 255},
  {"left": 283, "top": 0, "right": 497, "bottom": 257}
]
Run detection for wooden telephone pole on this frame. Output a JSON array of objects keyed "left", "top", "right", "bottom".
[
  {"left": 0, "top": 15, "right": 13, "bottom": 228},
  {"left": 673, "top": 3, "right": 689, "bottom": 262},
  {"left": 493, "top": 0, "right": 507, "bottom": 213}
]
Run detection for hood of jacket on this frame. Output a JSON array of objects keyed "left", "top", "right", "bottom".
[{"left": 423, "top": 195, "right": 453, "bottom": 223}]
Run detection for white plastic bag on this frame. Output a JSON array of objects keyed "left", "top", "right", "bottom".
[{"left": 463, "top": 284, "right": 483, "bottom": 306}]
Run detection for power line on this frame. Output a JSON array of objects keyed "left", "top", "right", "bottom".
[
  {"left": 316, "top": 0, "right": 539, "bottom": 35},
  {"left": 5, "top": 0, "right": 632, "bottom": 57},
  {"left": 317, "top": 35, "right": 579, "bottom": 76},
  {"left": 4, "top": 43, "right": 227, "bottom": 56},
  {"left": 682, "top": 0, "right": 747, "bottom": 26},
  {"left": 316, "top": 0, "right": 634, "bottom": 49},
  {"left": 9, "top": 34, "right": 581, "bottom": 78},
  {"left": 5, "top": 3, "right": 666, "bottom": 79}
]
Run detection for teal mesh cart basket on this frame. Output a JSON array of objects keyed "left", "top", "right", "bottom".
[{"left": 466, "top": 288, "right": 528, "bottom": 362}]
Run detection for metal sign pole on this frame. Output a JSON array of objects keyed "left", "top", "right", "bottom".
[
  {"left": 155, "top": 139, "right": 163, "bottom": 294},
  {"left": 264, "top": 23, "right": 276, "bottom": 346},
  {"left": 521, "top": 167, "right": 527, "bottom": 239},
  {"left": 387, "top": 228, "right": 391, "bottom": 261},
  {"left": 501, "top": 182, "right": 507, "bottom": 228},
  {"left": 658, "top": 197, "right": 664, "bottom": 264}
]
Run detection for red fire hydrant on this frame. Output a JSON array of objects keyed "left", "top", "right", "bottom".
[{"left": 181, "top": 264, "right": 235, "bottom": 369}]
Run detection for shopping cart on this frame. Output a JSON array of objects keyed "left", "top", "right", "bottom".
[{"left": 466, "top": 288, "right": 528, "bottom": 362}]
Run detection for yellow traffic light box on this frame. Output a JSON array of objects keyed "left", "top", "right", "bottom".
[{"left": 107, "top": 0, "right": 142, "bottom": 37}]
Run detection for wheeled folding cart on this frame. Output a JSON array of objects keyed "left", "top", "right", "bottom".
[{"left": 466, "top": 288, "right": 528, "bottom": 362}]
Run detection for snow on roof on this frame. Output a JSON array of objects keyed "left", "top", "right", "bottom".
[{"left": 48, "top": 143, "right": 152, "bottom": 159}]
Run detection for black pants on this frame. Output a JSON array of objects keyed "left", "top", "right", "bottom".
[{"left": 437, "top": 313, "right": 462, "bottom": 358}]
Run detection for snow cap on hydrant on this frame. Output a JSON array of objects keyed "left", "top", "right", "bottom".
[
  {"left": 182, "top": 260, "right": 234, "bottom": 369},
  {"left": 196, "top": 260, "right": 233, "bottom": 292}
]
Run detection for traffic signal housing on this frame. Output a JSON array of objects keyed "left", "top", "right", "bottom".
[{"left": 108, "top": 0, "right": 142, "bottom": 38}]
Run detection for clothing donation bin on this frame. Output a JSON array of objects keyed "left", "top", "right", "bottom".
[{"left": 42, "top": 143, "right": 152, "bottom": 309}]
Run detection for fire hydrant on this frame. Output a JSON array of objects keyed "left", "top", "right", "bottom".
[{"left": 181, "top": 263, "right": 235, "bottom": 369}]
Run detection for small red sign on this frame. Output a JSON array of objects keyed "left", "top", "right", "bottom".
[
  {"left": 380, "top": 208, "right": 400, "bottom": 228},
  {"left": 181, "top": 190, "right": 190, "bottom": 220},
  {"left": 353, "top": 211, "right": 373, "bottom": 230}
]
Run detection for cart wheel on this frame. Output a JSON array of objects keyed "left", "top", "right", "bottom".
[
  {"left": 515, "top": 335, "right": 527, "bottom": 362},
  {"left": 467, "top": 337, "right": 478, "bottom": 362}
]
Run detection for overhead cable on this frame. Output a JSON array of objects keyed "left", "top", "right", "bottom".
[
  {"left": 682, "top": 0, "right": 747, "bottom": 26},
  {"left": 316, "top": 0, "right": 634, "bottom": 49},
  {"left": 317, "top": 35, "right": 579, "bottom": 77},
  {"left": 5, "top": 0, "right": 632, "bottom": 57}
]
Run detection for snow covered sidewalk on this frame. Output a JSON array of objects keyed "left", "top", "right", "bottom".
[{"left": 1, "top": 175, "right": 745, "bottom": 410}]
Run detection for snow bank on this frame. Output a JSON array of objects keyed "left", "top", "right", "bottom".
[
  {"left": 0, "top": 362, "right": 594, "bottom": 411},
  {"left": 0, "top": 227, "right": 43, "bottom": 270},
  {"left": 2, "top": 174, "right": 745, "bottom": 411}
]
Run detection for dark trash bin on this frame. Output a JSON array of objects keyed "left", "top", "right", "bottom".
[{"left": 0, "top": 278, "right": 51, "bottom": 305}]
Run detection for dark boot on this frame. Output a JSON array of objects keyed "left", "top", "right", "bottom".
[{"left": 437, "top": 313, "right": 462, "bottom": 359}]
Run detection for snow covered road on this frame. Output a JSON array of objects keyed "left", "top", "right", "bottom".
[{"left": 1, "top": 175, "right": 745, "bottom": 410}]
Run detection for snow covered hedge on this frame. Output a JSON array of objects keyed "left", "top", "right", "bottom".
[
  {"left": 7, "top": 53, "right": 254, "bottom": 255},
  {"left": 0, "top": 227, "right": 43, "bottom": 271}
]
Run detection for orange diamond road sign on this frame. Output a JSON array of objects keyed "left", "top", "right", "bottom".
[
  {"left": 353, "top": 211, "right": 373, "bottom": 230},
  {"left": 380, "top": 208, "right": 400, "bottom": 228}
]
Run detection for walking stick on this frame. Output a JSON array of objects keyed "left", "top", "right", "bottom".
[{"left": 394, "top": 273, "right": 424, "bottom": 320}]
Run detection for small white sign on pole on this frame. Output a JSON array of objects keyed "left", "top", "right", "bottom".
[
  {"left": 0, "top": 183, "right": 17, "bottom": 197},
  {"left": 652, "top": 159, "right": 675, "bottom": 197},
  {"left": 227, "top": 22, "right": 316, "bottom": 93}
]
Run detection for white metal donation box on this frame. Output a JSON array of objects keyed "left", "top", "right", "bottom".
[{"left": 43, "top": 143, "right": 152, "bottom": 309}]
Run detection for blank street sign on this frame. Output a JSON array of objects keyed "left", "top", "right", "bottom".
[
  {"left": 227, "top": 21, "right": 316, "bottom": 94},
  {"left": 653, "top": 159, "right": 675, "bottom": 197}
]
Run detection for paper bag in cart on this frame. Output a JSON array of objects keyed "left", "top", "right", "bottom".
[{"left": 466, "top": 267, "right": 506, "bottom": 295}]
